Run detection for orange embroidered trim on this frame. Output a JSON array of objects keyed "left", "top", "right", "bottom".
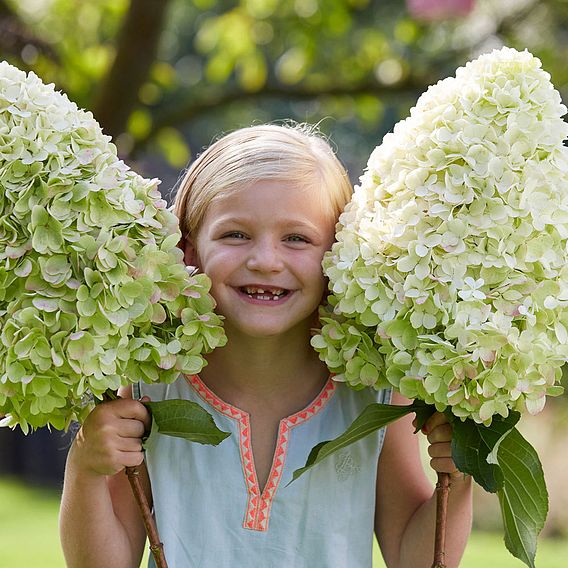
[{"left": 186, "top": 375, "right": 336, "bottom": 532}]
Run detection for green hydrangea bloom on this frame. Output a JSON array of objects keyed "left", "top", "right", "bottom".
[
  {"left": 314, "top": 47, "right": 567, "bottom": 424},
  {"left": 0, "top": 62, "right": 226, "bottom": 432}
]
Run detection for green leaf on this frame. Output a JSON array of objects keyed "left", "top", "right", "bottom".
[
  {"left": 290, "top": 401, "right": 431, "bottom": 483},
  {"left": 145, "top": 399, "right": 230, "bottom": 445},
  {"left": 496, "top": 428, "right": 548, "bottom": 568},
  {"left": 451, "top": 412, "right": 520, "bottom": 493},
  {"left": 412, "top": 399, "right": 437, "bottom": 432}
]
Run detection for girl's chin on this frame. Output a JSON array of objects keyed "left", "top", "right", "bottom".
[
  {"left": 233, "top": 325, "right": 297, "bottom": 339},
  {"left": 224, "top": 316, "right": 314, "bottom": 340}
]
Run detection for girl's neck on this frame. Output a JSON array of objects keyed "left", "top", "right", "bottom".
[{"left": 198, "top": 327, "right": 329, "bottom": 415}]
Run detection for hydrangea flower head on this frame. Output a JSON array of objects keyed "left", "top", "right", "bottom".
[
  {"left": 0, "top": 62, "right": 226, "bottom": 432},
  {"left": 313, "top": 47, "right": 567, "bottom": 424}
]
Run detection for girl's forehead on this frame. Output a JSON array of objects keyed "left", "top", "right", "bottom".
[
  {"left": 214, "top": 179, "right": 323, "bottom": 211},
  {"left": 201, "top": 180, "right": 335, "bottom": 229}
]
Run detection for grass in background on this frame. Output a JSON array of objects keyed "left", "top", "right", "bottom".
[
  {"left": 0, "top": 478, "right": 65, "bottom": 567},
  {"left": 372, "top": 532, "right": 568, "bottom": 568},
  {"left": 2, "top": 477, "right": 567, "bottom": 568}
]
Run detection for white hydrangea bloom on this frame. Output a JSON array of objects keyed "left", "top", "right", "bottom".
[
  {"left": 0, "top": 62, "right": 226, "bottom": 432},
  {"left": 314, "top": 47, "right": 567, "bottom": 424}
]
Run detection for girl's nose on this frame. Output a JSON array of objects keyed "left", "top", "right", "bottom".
[{"left": 245, "top": 240, "right": 284, "bottom": 272}]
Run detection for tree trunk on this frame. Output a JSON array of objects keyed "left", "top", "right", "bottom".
[{"left": 93, "top": 0, "right": 171, "bottom": 140}]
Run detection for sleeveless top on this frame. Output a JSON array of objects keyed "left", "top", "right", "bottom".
[{"left": 139, "top": 376, "right": 392, "bottom": 568}]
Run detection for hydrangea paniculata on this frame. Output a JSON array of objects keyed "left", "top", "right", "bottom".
[
  {"left": 313, "top": 47, "right": 567, "bottom": 424},
  {"left": 0, "top": 62, "right": 226, "bottom": 432}
]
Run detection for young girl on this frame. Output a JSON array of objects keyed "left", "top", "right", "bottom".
[{"left": 60, "top": 124, "right": 472, "bottom": 568}]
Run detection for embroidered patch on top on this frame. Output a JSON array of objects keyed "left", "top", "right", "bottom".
[{"left": 335, "top": 452, "right": 361, "bottom": 482}]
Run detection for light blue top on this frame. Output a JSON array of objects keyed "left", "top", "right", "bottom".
[{"left": 139, "top": 375, "right": 392, "bottom": 568}]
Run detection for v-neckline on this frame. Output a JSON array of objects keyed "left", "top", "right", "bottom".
[{"left": 185, "top": 374, "right": 336, "bottom": 531}]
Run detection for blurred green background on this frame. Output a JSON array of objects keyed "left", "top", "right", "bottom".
[
  {"left": 1, "top": 477, "right": 568, "bottom": 568},
  {"left": 2, "top": 0, "right": 567, "bottom": 193},
  {"left": 1, "top": 0, "right": 567, "bottom": 566}
]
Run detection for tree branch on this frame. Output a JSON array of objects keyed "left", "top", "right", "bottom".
[
  {"left": 130, "top": 76, "right": 429, "bottom": 157},
  {"left": 93, "top": 0, "right": 172, "bottom": 139}
]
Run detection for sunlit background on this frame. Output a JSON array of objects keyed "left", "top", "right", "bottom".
[{"left": 1, "top": 0, "right": 567, "bottom": 566}]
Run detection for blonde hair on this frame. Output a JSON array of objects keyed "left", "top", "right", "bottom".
[{"left": 173, "top": 123, "right": 352, "bottom": 238}]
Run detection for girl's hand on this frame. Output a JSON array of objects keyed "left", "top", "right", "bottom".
[
  {"left": 415, "top": 411, "right": 463, "bottom": 480},
  {"left": 71, "top": 397, "right": 152, "bottom": 478}
]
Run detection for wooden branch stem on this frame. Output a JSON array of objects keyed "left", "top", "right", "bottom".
[
  {"left": 432, "top": 471, "right": 451, "bottom": 568},
  {"left": 101, "top": 391, "right": 167, "bottom": 567},
  {"left": 125, "top": 464, "right": 168, "bottom": 568}
]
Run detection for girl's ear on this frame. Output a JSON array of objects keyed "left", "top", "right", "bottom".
[{"left": 179, "top": 235, "right": 198, "bottom": 267}]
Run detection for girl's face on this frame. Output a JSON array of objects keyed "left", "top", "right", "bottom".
[{"left": 186, "top": 180, "right": 336, "bottom": 340}]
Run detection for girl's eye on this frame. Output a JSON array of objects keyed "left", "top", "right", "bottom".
[
  {"left": 286, "top": 234, "right": 310, "bottom": 243},
  {"left": 223, "top": 231, "right": 248, "bottom": 239}
]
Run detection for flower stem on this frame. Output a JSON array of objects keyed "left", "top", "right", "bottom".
[
  {"left": 101, "top": 390, "right": 168, "bottom": 568},
  {"left": 125, "top": 464, "right": 168, "bottom": 568},
  {"left": 431, "top": 471, "right": 451, "bottom": 568}
]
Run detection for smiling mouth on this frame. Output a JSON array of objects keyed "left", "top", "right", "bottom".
[{"left": 239, "top": 286, "right": 291, "bottom": 301}]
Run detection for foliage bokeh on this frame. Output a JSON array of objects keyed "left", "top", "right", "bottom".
[{"left": 1, "top": 0, "right": 566, "bottom": 186}]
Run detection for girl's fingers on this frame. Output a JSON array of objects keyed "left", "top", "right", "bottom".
[
  {"left": 427, "top": 442, "right": 451, "bottom": 459},
  {"left": 112, "top": 399, "right": 152, "bottom": 431},
  {"left": 121, "top": 450, "right": 146, "bottom": 468},
  {"left": 88, "top": 438, "right": 145, "bottom": 475},
  {"left": 118, "top": 437, "right": 145, "bottom": 454},
  {"left": 100, "top": 450, "right": 145, "bottom": 473},
  {"left": 75, "top": 398, "right": 151, "bottom": 476},
  {"left": 415, "top": 412, "right": 469, "bottom": 478},
  {"left": 118, "top": 418, "right": 147, "bottom": 440},
  {"left": 423, "top": 411, "right": 449, "bottom": 432},
  {"left": 427, "top": 423, "right": 453, "bottom": 444},
  {"left": 428, "top": 442, "right": 458, "bottom": 473},
  {"left": 429, "top": 456, "right": 459, "bottom": 475},
  {"left": 420, "top": 413, "right": 459, "bottom": 475}
]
